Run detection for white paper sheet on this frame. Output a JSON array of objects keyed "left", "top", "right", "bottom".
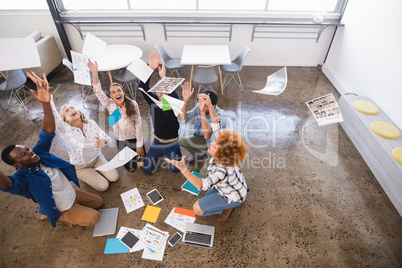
[
  {"left": 82, "top": 32, "right": 106, "bottom": 62},
  {"left": 141, "top": 224, "right": 169, "bottom": 261},
  {"left": 138, "top": 87, "right": 162, "bottom": 108},
  {"left": 95, "top": 146, "right": 137, "bottom": 171},
  {"left": 120, "top": 187, "right": 145, "bottom": 214},
  {"left": 71, "top": 50, "right": 91, "bottom": 86},
  {"left": 116, "top": 226, "right": 145, "bottom": 253},
  {"left": 162, "top": 95, "right": 184, "bottom": 117},
  {"left": 164, "top": 207, "right": 196, "bottom": 232},
  {"left": 126, "top": 58, "right": 154, "bottom": 83},
  {"left": 0, "top": 38, "right": 40, "bottom": 71}
]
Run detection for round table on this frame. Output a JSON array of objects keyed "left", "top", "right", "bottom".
[{"left": 97, "top": 44, "right": 143, "bottom": 84}]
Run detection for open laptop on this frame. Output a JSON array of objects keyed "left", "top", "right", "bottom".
[
  {"left": 181, "top": 222, "right": 215, "bottom": 248},
  {"left": 93, "top": 208, "right": 119, "bottom": 237}
]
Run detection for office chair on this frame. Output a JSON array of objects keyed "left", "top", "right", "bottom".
[
  {"left": 221, "top": 46, "right": 250, "bottom": 92},
  {"left": 155, "top": 43, "right": 184, "bottom": 77},
  {"left": 0, "top": 69, "right": 30, "bottom": 111},
  {"left": 192, "top": 65, "right": 219, "bottom": 98}
]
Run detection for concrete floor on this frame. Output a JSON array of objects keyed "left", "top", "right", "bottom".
[{"left": 0, "top": 64, "right": 401, "bottom": 267}]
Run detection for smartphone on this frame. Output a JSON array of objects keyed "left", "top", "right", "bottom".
[
  {"left": 146, "top": 189, "right": 164, "bottom": 205},
  {"left": 119, "top": 231, "right": 140, "bottom": 249},
  {"left": 168, "top": 232, "right": 182, "bottom": 247}
]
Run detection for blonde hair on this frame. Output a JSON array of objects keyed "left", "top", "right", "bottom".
[{"left": 60, "top": 104, "right": 89, "bottom": 125}]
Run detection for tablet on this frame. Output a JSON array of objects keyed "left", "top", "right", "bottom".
[
  {"left": 119, "top": 231, "right": 140, "bottom": 249},
  {"left": 146, "top": 189, "right": 164, "bottom": 205}
]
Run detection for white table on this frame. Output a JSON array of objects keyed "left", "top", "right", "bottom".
[
  {"left": 181, "top": 45, "right": 231, "bottom": 95},
  {"left": 97, "top": 44, "right": 143, "bottom": 84}
]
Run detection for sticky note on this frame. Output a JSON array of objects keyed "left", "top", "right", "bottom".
[
  {"left": 104, "top": 238, "right": 130, "bottom": 254},
  {"left": 107, "top": 108, "right": 122, "bottom": 127},
  {"left": 141, "top": 205, "right": 161, "bottom": 223}
]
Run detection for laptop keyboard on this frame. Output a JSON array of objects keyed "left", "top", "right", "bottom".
[{"left": 185, "top": 231, "right": 212, "bottom": 246}]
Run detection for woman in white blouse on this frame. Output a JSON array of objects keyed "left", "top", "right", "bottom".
[
  {"left": 51, "top": 99, "right": 119, "bottom": 191},
  {"left": 88, "top": 59, "right": 145, "bottom": 172}
]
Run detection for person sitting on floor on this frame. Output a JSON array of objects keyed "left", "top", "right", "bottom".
[
  {"left": 50, "top": 98, "right": 119, "bottom": 192},
  {"left": 138, "top": 51, "right": 193, "bottom": 174},
  {"left": 179, "top": 88, "right": 227, "bottom": 177},
  {"left": 88, "top": 59, "right": 146, "bottom": 172},
  {"left": 0, "top": 72, "right": 103, "bottom": 228},
  {"left": 165, "top": 94, "right": 248, "bottom": 222}
]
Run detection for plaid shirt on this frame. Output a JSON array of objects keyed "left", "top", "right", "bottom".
[{"left": 201, "top": 121, "right": 247, "bottom": 204}]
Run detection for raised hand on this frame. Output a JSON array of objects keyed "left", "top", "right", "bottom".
[
  {"left": 158, "top": 58, "right": 166, "bottom": 79},
  {"left": 182, "top": 82, "right": 194, "bottom": 102},
  {"left": 149, "top": 51, "right": 160, "bottom": 70},
  {"left": 87, "top": 59, "right": 98, "bottom": 74},
  {"left": 26, "top": 72, "right": 51, "bottom": 104}
]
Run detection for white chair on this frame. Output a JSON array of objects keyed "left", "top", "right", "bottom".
[
  {"left": 155, "top": 43, "right": 184, "bottom": 77},
  {"left": 253, "top": 67, "right": 287, "bottom": 96},
  {"left": 221, "top": 46, "right": 250, "bottom": 92},
  {"left": 192, "top": 65, "right": 219, "bottom": 97},
  {"left": 113, "top": 69, "right": 138, "bottom": 100},
  {"left": 0, "top": 69, "right": 30, "bottom": 111},
  {"left": 62, "top": 58, "right": 93, "bottom": 105}
]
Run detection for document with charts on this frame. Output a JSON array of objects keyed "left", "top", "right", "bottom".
[
  {"left": 120, "top": 187, "right": 144, "bottom": 213},
  {"left": 149, "top": 77, "right": 185, "bottom": 94}
]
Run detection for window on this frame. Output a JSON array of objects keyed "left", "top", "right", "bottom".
[{"left": 57, "top": 0, "right": 344, "bottom": 15}]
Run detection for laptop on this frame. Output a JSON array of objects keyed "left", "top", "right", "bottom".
[
  {"left": 181, "top": 222, "right": 215, "bottom": 248},
  {"left": 93, "top": 208, "right": 119, "bottom": 237}
]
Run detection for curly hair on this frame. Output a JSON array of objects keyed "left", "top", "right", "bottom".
[{"left": 213, "top": 131, "right": 248, "bottom": 167}]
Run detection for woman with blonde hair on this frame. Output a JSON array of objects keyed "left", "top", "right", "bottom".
[
  {"left": 51, "top": 99, "right": 119, "bottom": 192},
  {"left": 88, "top": 60, "right": 145, "bottom": 172},
  {"left": 165, "top": 94, "right": 248, "bottom": 222}
]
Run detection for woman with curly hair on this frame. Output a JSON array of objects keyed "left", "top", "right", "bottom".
[
  {"left": 165, "top": 94, "right": 248, "bottom": 221},
  {"left": 88, "top": 59, "right": 145, "bottom": 172}
]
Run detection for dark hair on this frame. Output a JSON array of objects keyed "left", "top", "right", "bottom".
[
  {"left": 109, "top": 83, "right": 137, "bottom": 121},
  {"left": 201, "top": 89, "right": 218, "bottom": 106},
  {"left": 1, "top": 145, "right": 16, "bottom": 166}
]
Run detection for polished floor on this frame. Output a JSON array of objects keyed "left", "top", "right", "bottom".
[{"left": 0, "top": 64, "right": 401, "bottom": 267}]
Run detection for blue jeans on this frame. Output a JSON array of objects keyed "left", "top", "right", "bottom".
[
  {"left": 198, "top": 188, "right": 242, "bottom": 216},
  {"left": 143, "top": 139, "right": 182, "bottom": 175}
]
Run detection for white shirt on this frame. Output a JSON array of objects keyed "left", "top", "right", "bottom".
[
  {"left": 51, "top": 98, "right": 112, "bottom": 165},
  {"left": 41, "top": 164, "right": 76, "bottom": 212}
]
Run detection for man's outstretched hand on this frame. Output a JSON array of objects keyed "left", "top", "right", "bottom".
[{"left": 26, "top": 72, "right": 51, "bottom": 104}]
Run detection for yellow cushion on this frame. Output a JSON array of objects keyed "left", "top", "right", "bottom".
[
  {"left": 370, "top": 121, "right": 401, "bottom": 139},
  {"left": 392, "top": 147, "right": 402, "bottom": 164},
  {"left": 352, "top": 100, "right": 379, "bottom": 115}
]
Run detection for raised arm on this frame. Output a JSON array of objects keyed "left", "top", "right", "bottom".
[
  {"left": 164, "top": 157, "right": 203, "bottom": 188},
  {"left": 27, "top": 72, "right": 54, "bottom": 135},
  {"left": 198, "top": 94, "right": 212, "bottom": 140},
  {"left": 87, "top": 59, "right": 100, "bottom": 85},
  {"left": 177, "top": 82, "right": 194, "bottom": 121}
]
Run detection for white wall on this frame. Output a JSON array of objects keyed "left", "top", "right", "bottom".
[
  {"left": 323, "top": 0, "right": 402, "bottom": 129},
  {"left": 0, "top": 10, "right": 336, "bottom": 67},
  {"left": 0, "top": 10, "right": 67, "bottom": 59}
]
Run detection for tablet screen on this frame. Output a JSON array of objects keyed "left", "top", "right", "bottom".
[
  {"left": 120, "top": 231, "right": 140, "bottom": 249},
  {"left": 146, "top": 189, "right": 164, "bottom": 205}
]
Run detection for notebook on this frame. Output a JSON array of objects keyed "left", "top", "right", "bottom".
[
  {"left": 181, "top": 222, "right": 215, "bottom": 248},
  {"left": 93, "top": 208, "right": 119, "bottom": 237}
]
